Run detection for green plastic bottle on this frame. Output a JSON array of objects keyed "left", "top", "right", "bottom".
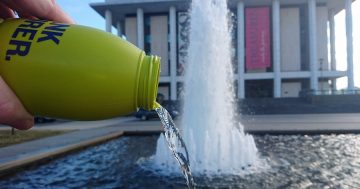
[{"left": 0, "top": 18, "right": 160, "bottom": 120}]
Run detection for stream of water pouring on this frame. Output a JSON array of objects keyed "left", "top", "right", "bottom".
[
  {"left": 155, "top": 105, "right": 195, "bottom": 188},
  {"left": 153, "top": 0, "right": 259, "bottom": 178}
]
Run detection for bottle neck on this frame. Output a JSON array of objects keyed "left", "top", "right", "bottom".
[{"left": 137, "top": 54, "right": 161, "bottom": 110}]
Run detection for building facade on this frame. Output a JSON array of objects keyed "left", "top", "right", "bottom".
[{"left": 91, "top": 0, "right": 356, "bottom": 100}]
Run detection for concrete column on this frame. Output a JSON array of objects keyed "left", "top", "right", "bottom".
[
  {"left": 136, "top": 8, "right": 144, "bottom": 49},
  {"left": 237, "top": 1, "right": 245, "bottom": 99},
  {"left": 169, "top": 6, "right": 177, "bottom": 101},
  {"left": 116, "top": 21, "right": 123, "bottom": 37},
  {"left": 105, "top": 10, "right": 112, "bottom": 33},
  {"left": 345, "top": 0, "right": 354, "bottom": 90},
  {"left": 329, "top": 9, "right": 337, "bottom": 89},
  {"left": 308, "top": 0, "right": 318, "bottom": 90},
  {"left": 272, "top": 0, "right": 281, "bottom": 98}
]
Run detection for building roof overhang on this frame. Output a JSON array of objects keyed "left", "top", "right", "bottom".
[
  {"left": 90, "top": 0, "right": 190, "bottom": 22},
  {"left": 90, "top": 0, "right": 356, "bottom": 25}
]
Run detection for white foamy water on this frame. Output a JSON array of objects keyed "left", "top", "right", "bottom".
[{"left": 152, "top": 0, "right": 259, "bottom": 175}]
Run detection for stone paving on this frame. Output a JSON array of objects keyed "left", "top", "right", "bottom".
[{"left": 0, "top": 117, "right": 134, "bottom": 131}]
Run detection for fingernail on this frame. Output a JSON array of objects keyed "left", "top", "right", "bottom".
[
  {"left": 12, "top": 117, "right": 34, "bottom": 130},
  {"left": 23, "top": 118, "right": 34, "bottom": 130}
]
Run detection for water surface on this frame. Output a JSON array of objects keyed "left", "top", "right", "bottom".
[{"left": 1, "top": 134, "right": 360, "bottom": 188}]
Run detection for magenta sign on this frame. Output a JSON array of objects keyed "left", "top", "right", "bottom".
[{"left": 245, "top": 7, "right": 271, "bottom": 70}]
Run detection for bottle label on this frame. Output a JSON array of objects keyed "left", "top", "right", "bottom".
[{"left": 5, "top": 19, "right": 70, "bottom": 61}]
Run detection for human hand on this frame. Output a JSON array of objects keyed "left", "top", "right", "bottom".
[{"left": 0, "top": 0, "right": 74, "bottom": 130}]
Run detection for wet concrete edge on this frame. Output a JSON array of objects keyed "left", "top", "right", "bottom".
[{"left": 0, "top": 131, "right": 124, "bottom": 178}]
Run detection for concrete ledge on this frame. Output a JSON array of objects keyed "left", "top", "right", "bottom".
[
  {"left": 248, "top": 129, "right": 360, "bottom": 135},
  {"left": 0, "top": 130, "right": 123, "bottom": 177}
]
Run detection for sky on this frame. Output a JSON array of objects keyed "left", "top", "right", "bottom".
[
  {"left": 57, "top": 0, "right": 360, "bottom": 89},
  {"left": 57, "top": 0, "right": 105, "bottom": 30}
]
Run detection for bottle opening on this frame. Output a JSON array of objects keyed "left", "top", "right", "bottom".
[{"left": 137, "top": 54, "right": 161, "bottom": 110}]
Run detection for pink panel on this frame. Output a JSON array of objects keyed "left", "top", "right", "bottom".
[{"left": 245, "top": 7, "right": 271, "bottom": 70}]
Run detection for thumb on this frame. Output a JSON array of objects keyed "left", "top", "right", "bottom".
[{"left": 0, "top": 76, "right": 34, "bottom": 130}]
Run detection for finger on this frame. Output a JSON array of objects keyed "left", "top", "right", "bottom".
[
  {"left": 17, "top": 13, "right": 38, "bottom": 20},
  {"left": 43, "top": 1, "right": 75, "bottom": 24},
  {"left": 0, "top": 2, "right": 15, "bottom": 19},
  {"left": 2, "top": 0, "right": 75, "bottom": 24},
  {"left": 0, "top": 76, "right": 34, "bottom": 130}
]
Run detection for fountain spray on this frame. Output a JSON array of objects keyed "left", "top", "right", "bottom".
[{"left": 153, "top": 0, "right": 259, "bottom": 175}]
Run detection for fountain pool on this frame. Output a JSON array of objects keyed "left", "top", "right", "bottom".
[{"left": 1, "top": 134, "right": 360, "bottom": 188}]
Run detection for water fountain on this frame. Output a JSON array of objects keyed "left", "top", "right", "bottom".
[{"left": 152, "top": 0, "right": 259, "bottom": 176}]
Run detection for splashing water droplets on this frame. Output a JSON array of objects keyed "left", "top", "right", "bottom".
[{"left": 153, "top": 0, "right": 259, "bottom": 176}]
